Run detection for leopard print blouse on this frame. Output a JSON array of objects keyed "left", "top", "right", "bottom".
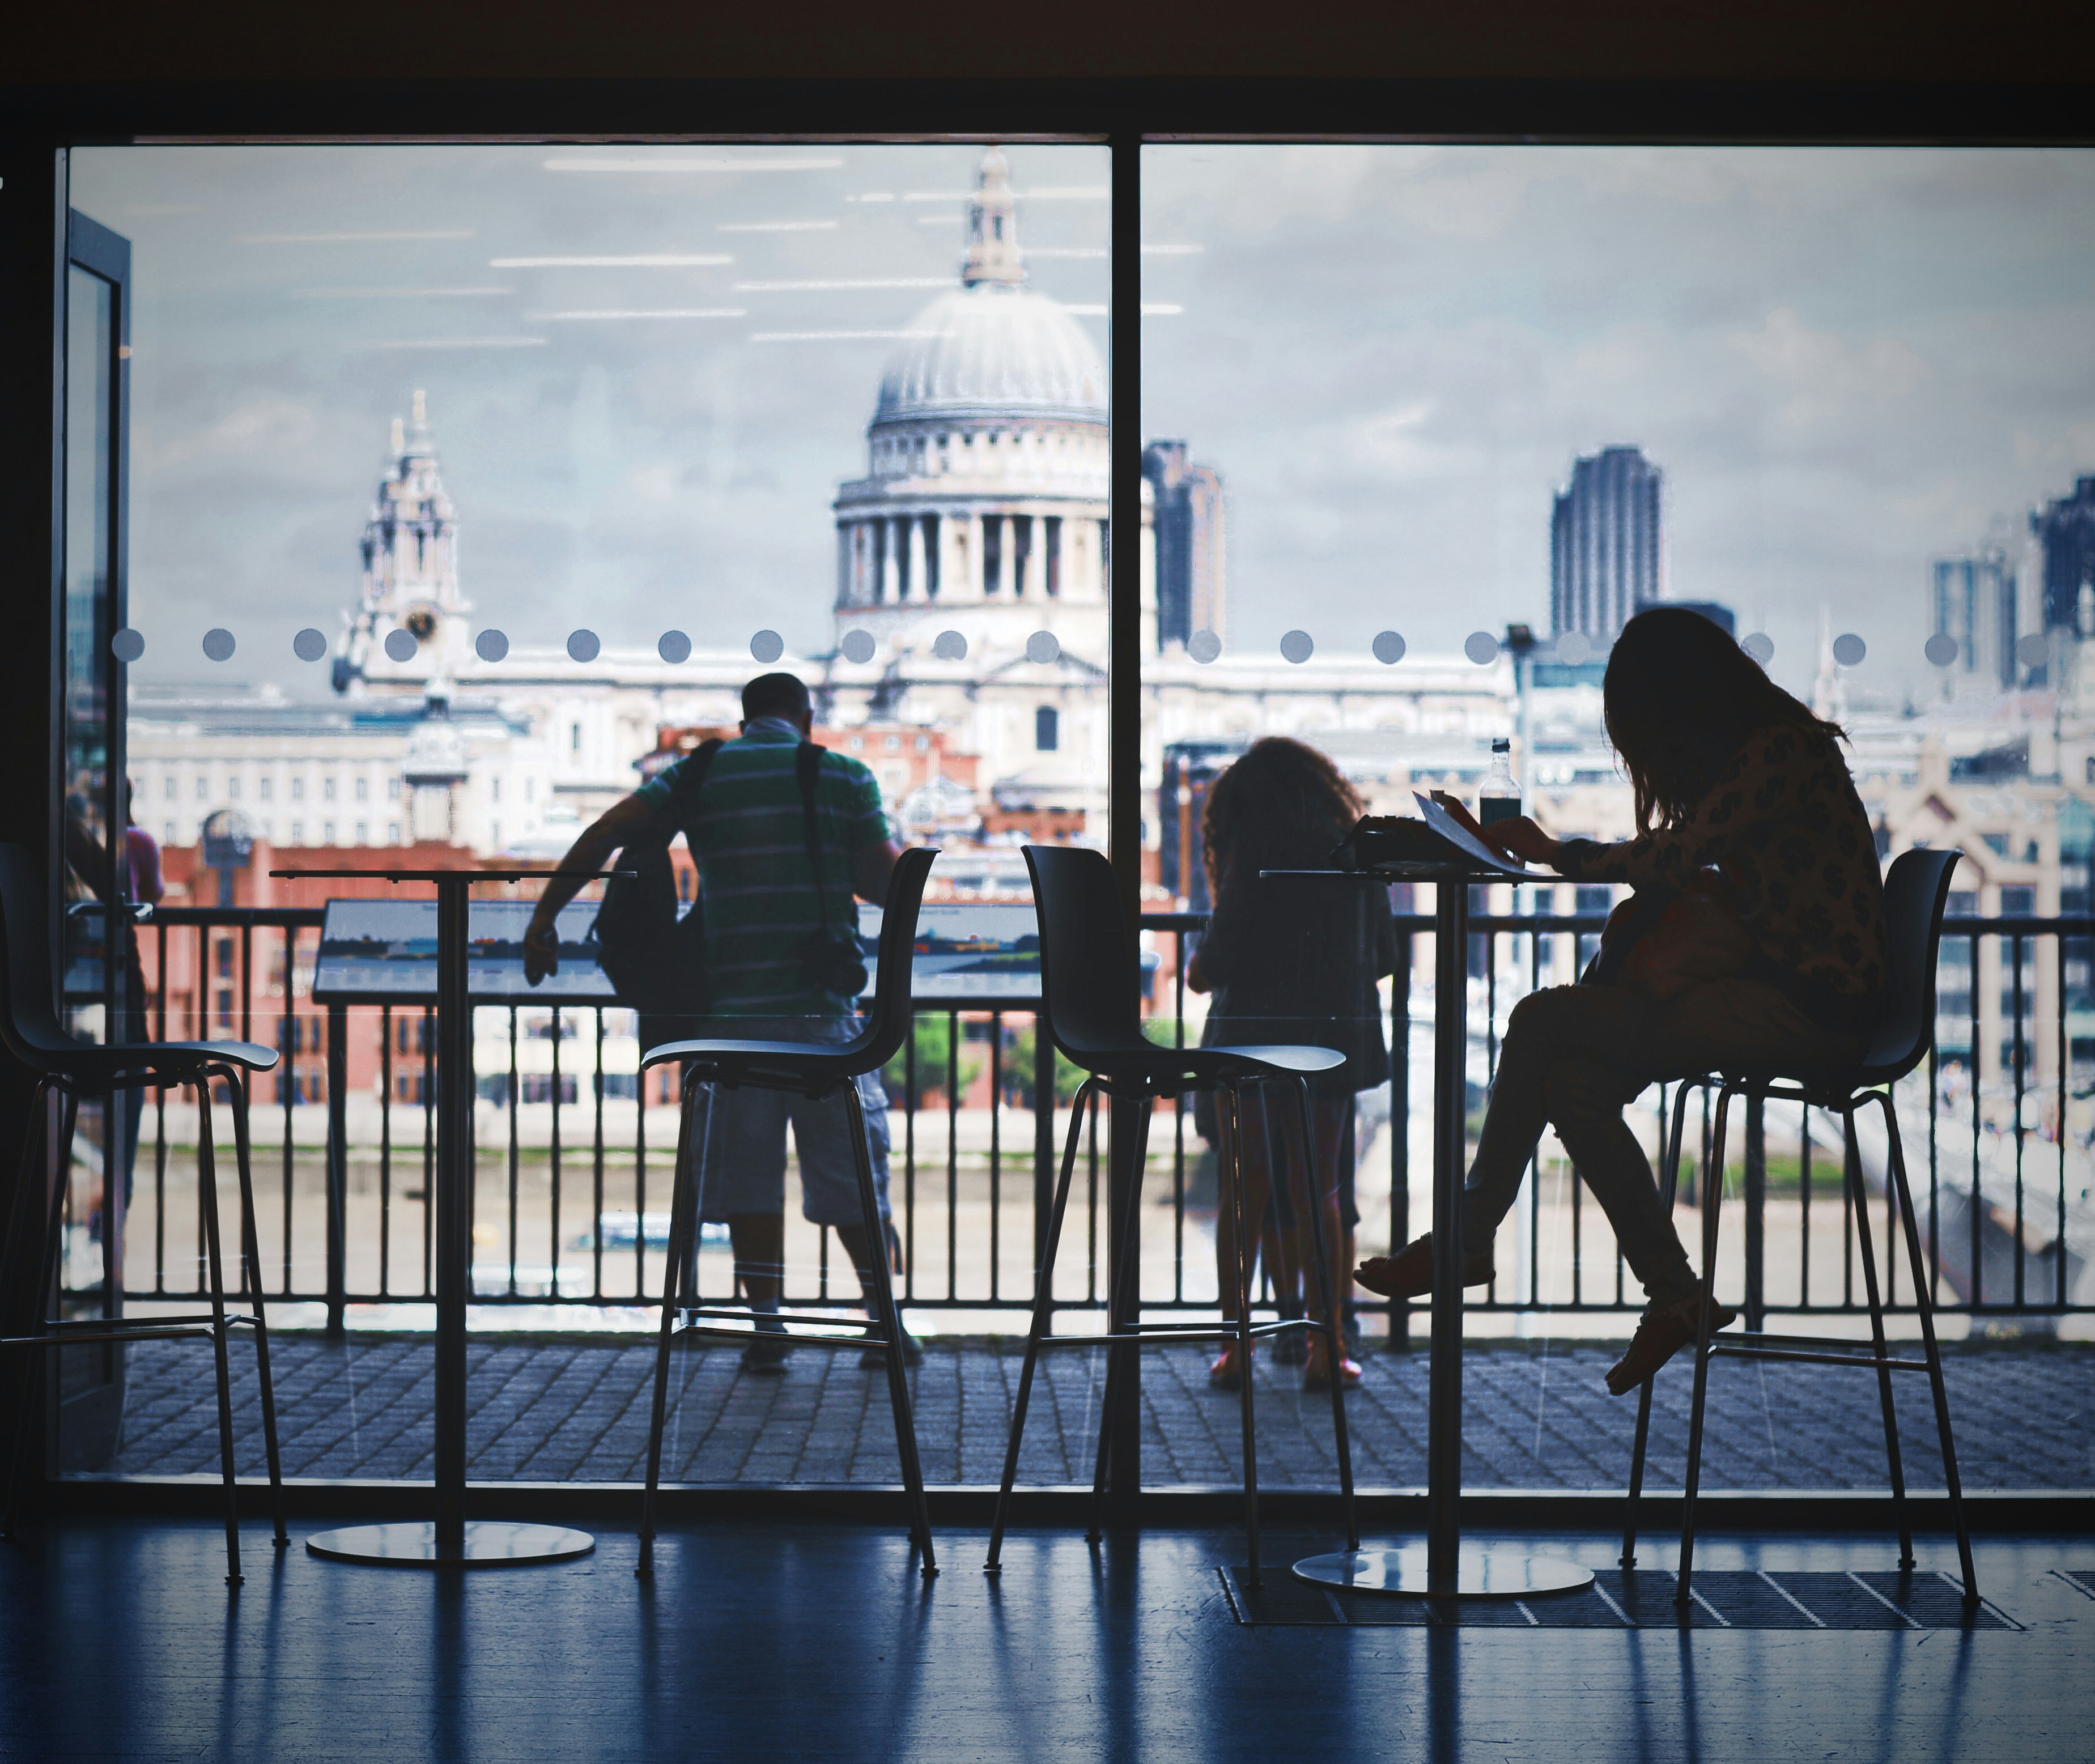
[{"left": 1554, "top": 723, "right": 1887, "bottom": 1029}]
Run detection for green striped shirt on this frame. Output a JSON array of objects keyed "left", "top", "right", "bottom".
[{"left": 633, "top": 720, "right": 889, "bottom": 1017}]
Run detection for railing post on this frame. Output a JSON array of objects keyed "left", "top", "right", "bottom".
[
  {"left": 325, "top": 1000, "right": 348, "bottom": 1337},
  {"left": 1033, "top": 1009, "right": 1054, "bottom": 1322},
  {"left": 1743, "top": 1092, "right": 1766, "bottom": 1333}
]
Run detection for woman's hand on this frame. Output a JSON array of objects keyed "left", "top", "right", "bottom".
[
  {"left": 521, "top": 916, "right": 561, "bottom": 985},
  {"left": 1480, "top": 815, "right": 1563, "bottom": 869}
]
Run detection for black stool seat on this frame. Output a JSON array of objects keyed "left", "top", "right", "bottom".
[
  {"left": 1623, "top": 847, "right": 1977, "bottom": 1607},
  {"left": 984, "top": 845, "right": 1359, "bottom": 1588},
  {"left": 0, "top": 843, "right": 287, "bottom": 1584},
  {"left": 633, "top": 847, "right": 940, "bottom": 1579}
]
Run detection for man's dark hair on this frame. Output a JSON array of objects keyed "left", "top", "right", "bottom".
[{"left": 742, "top": 672, "right": 811, "bottom": 724}]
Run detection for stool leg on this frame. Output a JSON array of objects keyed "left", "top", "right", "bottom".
[
  {"left": 1222, "top": 1082, "right": 1263, "bottom": 1589},
  {"left": 1087, "top": 1089, "right": 1154, "bottom": 1543},
  {"left": 196, "top": 1083, "right": 243, "bottom": 1587},
  {"left": 847, "top": 1081, "right": 935, "bottom": 1578},
  {"left": 1878, "top": 1090, "right": 1977, "bottom": 1601},
  {"left": 218, "top": 1066, "right": 288, "bottom": 1550},
  {"left": 1291, "top": 1075, "right": 1357, "bottom": 1552},
  {"left": 638, "top": 1078, "right": 708, "bottom": 1579},
  {"left": 988, "top": 1078, "right": 1095, "bottom": 1573},
  {"left": 1676, "top": 1083, "right": 1732, "bottom": 1608},
  {"left": 3, "top": 1081, "right": 59, "bottom": 1542},
  {"left": 1625, "top": 1080, "right": 1695, "bottom": 1570},
  {"left": 1847, "top": 1106, "right": 1911, "bottom": 1569}
]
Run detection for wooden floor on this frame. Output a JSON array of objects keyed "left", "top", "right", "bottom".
[{"left": 1, "top": 1519, "right": 2090, "bottom": 1762}]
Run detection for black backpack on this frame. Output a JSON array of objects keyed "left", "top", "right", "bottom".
[{"left": 588, "top": 739, "right": 721, "bottom": 1017}]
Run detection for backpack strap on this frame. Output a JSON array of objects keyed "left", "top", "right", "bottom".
[
  {"left": 796, "top": 741, "right": 833, "bottom": 932},
  {"left": 664, "top": 738, "right": 724, "bottom": 834}
]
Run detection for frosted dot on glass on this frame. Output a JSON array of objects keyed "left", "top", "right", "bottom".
[
  {"left": 840, "top": 629, "right": 876, "bottom": 664},
  {"left": 1464, "top": 631, "right": 1500, "bottom": 666},
  {"left": 475, "top": 628, "right": 509, "bottom": 663},
  {"left": 1188, "top": 629, "right": 1222, "bottom": 664},
  {"left": 1831, "top": 632, "right": 1867, "bottom": 668},
  {"left": 1554, "top": 631, "right": 1591, "bottom": 665},
  {"left": 1025, "top": 631, "right": 1060, "bottom": 665},
  {"left": 2015, "top": 632, "right": 2049, "bottom": 669},
  {"left": 202, "top": 627, "right": 236, "bottom": 662},
  {"left": 384, "top": 628, "right": 418, "bottom": 663},
  {"left": 1742, "top": 632, "right": 1775, "bottom": 665},
  {"left": 657, "top": 630, "right": 691, "bottom": 665},
  {"left": 567, "top": 629, "right": 601, "bottom": 664},
  {"left": 932, "top": 630, "right": 968, "bottom": 661},
  {"left": 1924, "top": 632, "right": 1958, "bottom": 667},
  {"left": 110, "top": 628, "right": 146, "bottom": 664},
  {"left": 1370, "top": 630, "right": 1405, "bottom": 665},
  {"left": 1280, "top": 629, "right": 1314, "bottom": 664},
  {"left": 750, "top": 629, "right": 784, "bottom": 665},
  {"left": 292, "top": 627, "right": 328, "bottom": 662}
]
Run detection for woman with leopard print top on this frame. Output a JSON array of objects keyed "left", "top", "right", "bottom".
[{"left": 1357, "top": 607, "right": 1886, "bottom": 1397}]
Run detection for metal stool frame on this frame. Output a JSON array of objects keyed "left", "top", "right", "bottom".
[
  {"left": 0, "top": 844, "right": 286, "bottom": 1586},
  {"left": 634, "top": 847, "right": 938, "bottom": 1580},
  {"left": 1621, "top": 847, "right": 1977, "bottom": 1608},
  {"left": 984, "top": 844, "right": 1359, "bottom": 1588}
]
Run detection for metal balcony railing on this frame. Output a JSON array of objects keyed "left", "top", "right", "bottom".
[{"left": 56, "top": 900, "right": 2093, "bottom": 1335}]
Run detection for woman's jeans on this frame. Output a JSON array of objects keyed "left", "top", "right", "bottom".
[{"left": 1460, "top": 979, "right": 1865, "bottom": 1308}]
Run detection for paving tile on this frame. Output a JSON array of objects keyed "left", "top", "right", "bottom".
[{"left": 82, "top": 1333, "right": 2094, "bottom": 1490}]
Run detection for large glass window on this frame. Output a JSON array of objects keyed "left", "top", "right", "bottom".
[
  {"left": 63, "top": 142, "right": 1116, "bottom": 1462},
  {"left": 1140, "top": 146, "right": 2095, "bottom": 1338}
]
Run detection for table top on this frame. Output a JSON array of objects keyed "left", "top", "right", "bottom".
[
  {"left": 1258, "top": 865, "right": 1526, "bottom": 883},
  {"left": 271, "top": 869, "right": 628, "bottom": 885}
]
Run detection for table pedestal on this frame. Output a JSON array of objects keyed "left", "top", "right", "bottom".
[
  {"left": 1291, "top": 868, "right": 1589, "bottom": 1600},
  {"left": 1292, "top": 1546, "right": 1592, "bottom": 1598},
  {"left": 281, "top": 868, "right": 596, "bottom": 1571},
  {"left": 307, "top": 1521, "right": 596, "bottom": 1569}
]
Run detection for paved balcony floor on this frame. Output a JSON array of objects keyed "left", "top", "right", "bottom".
[{"left": 86, "top": 1334, "right": 2093, "bottom": 1490}]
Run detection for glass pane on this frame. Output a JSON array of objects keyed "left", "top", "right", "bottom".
[
  {"left": 63, "top": 263, "right": 117, "bottom": 1019},
  {"left": 68, "top": 142, "right": 1112, "bottom": 1481},
  {"left": 1142, "top": 144, "right": 2095, "bottom": 1337}
]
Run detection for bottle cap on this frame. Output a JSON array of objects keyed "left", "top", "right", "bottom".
[{"left": 1491, "top": 738, "right": 1510, "bottom": 753}]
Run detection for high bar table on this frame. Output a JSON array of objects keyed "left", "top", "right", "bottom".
[
  {"left": 1265, "top": 860, "right": 1591, "bottom": 1600},
  {"left": 275, "top": 868, "right": 598, "bottom": 1569}
]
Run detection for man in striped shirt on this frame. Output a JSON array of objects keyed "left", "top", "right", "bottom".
[{"left": 522, "top": 673, "right": 908, "bottom": 1372}]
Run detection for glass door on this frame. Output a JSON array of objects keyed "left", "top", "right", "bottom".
[{"left": 57, "top": 208, "right": 132, "bottom": 1465}]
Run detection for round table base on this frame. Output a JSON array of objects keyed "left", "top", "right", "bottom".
[
  {"left": 1292, "top": 1546, "right": 1592, "bottom": 1599},
  {"left": 306, "top": 1521, "right": 596, "bottom": 1569}
]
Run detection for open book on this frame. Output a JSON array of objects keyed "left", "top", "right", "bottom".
[{"left": 1412, "top": 792, "right": 1532, "bottom": 877}]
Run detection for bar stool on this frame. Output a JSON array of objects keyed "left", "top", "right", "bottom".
[
  {"left": 1622, "top": 847, "right": 1977, "bottom": 1606},
  {"left": 635, "top": 846, "right": 938, "bottom": 1579},
  {"left": 0, "top": 843, "right": 287, "bottom": 1585},
  {"left": 984, "top": 844, "right": 1358, "bottom": 1588}
]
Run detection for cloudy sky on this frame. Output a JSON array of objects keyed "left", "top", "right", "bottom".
[{"left": 75, "top": 142, "right": 2095, "bottom": 705}]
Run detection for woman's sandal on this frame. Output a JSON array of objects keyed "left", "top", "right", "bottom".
[
  {"left": 1354, "top": 1232, "right": 1495, "bottom": 1299},
  {"left": 1303, "top": 1346, "right": 1363, "bottom": 1389},
  {"left": 1208, "top": 1346, "right": 1246, "bottom": 1391}
]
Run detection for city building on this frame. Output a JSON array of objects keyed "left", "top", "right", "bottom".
[
  {"left": 1142, "top": 441, "right": 1227, "bottom": 653},
  {"left": 2034, "top": 475, "right": 2095, "bottom": 639},
  {"left": 1550, "top": 444, "right": 1665, "bottom": 644}
]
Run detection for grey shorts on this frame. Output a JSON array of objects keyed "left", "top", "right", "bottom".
[{"left": 682, "top": 1015, "right": 893, "bottom": 1228}]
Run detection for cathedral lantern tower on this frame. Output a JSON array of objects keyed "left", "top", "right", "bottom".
[
  {"left": 832, "top": 146, "right": 1119, "bottom": 667},
  {"left": 334, "top": 390, "right": 473, "bottom": 696}
]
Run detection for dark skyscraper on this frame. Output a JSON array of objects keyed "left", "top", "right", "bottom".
[
  {"left": 2032, "top": 475, "right": 2095, "bottom": 637},
  {"left": 1550, "top": 445, "right": 1664, "bottom": 644},
  {"left": 1142, "top": 440, "right": 1226, "bottom": 652}
]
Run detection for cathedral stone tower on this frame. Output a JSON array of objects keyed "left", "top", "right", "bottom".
[
  {"left": 334, "top": 390, "right": 474, "bottom": 695},
  {"left": 831, "top": 147, "right": 1114, "bottom": 666}
]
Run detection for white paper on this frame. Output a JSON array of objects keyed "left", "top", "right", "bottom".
[{"left": 1413, "top": 791, "right": 1531, "bottom": 875}]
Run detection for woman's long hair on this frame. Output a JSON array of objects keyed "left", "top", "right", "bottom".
[
  {"left": 1604, "top": 606, "right": 1845, "bottom": 835},
  {"left": 1201, "top": 737, "right": 1363, "bottom": 898}
]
